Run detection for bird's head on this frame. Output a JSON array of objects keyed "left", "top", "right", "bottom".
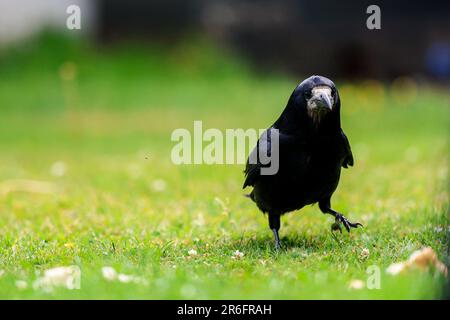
[
  {"left": 274, "top": 75, "right": 341, "bottom": 134},
  {"left": 297, "top": 75, "right": 338, "bottom": 124}
]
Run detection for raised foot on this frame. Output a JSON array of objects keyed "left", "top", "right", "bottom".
[{"left": 331, "top": 213, "right": 363, "bottom": 233}]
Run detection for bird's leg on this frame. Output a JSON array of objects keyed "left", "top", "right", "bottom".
[
  {"left": 319, "top": 200, "right": 363, "bottom": 233},
  {"left": 268, "top": 213, "right": 282, "bottom": 249}
]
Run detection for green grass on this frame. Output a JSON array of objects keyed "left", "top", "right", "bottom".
[{"left": 0, "top": 33, "right": 448, "bottom": 299}]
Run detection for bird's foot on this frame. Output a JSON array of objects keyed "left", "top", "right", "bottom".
[
  {"left": 272, "top": 228, "right": 282, "bottom": 250},
  {"left": 331, "top": 213, "right": 363, "bottom": 233},
  {"left": 275, "top": 240, "right": 282, "bottom": 250}
]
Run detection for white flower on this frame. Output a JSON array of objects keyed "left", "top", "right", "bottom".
[
  {"left": 101, "top": 266, "right": 117, "bottom": 281},
  {"left": 50, "top": 161, "right": 67, "bottom": 177},
  {"left": 188, "top": 249, "right": 198, "bottom": 256},
  {"left": 33, "top": 266, "right": 80, "bottom": 291},
  {"left": 232, "top": 250, "right": 244, "bottom": 259}
]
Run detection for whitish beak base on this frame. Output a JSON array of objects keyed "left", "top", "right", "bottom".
[{"left": 306, "top": 86, "right": 334, "bottom": 123}]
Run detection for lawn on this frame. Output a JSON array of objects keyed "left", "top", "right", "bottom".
[{"left": 0, "top": 33, "right": 448, "bottom": 299}]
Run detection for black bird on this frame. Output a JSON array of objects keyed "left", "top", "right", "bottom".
[{"left": 243, "top": 75, "right": 362, "bottom": 249}]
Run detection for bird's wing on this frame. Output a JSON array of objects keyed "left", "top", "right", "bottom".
[
  {"left": 341, "top": 129, "right": 354, "bottom": 168},
  {"left": 243, "top": 128, "right": 297, "bottom": 188}
]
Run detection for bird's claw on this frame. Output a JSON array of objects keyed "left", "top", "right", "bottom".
[
  {"left": 334, "top": 214, "right": 363, "bottom": 233},
  {"left": 275, "top": 241, "right": 282, "bottom": 250}
]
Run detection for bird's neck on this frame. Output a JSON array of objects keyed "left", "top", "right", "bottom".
[{"left": 274, "top": 107, "right": 341, "bottom": 139}]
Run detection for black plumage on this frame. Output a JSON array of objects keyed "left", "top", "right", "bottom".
[{"left": 243, "top": 75, "right": 362, "bottom": 249}]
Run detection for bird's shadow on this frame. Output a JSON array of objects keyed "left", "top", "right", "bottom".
[{"left": 230, "top": 231, "right": 335, "bottom": 254}]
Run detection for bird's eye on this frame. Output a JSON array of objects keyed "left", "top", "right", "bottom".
[{"left": 304, "top": 90, "right": 312, "bottom": 99}]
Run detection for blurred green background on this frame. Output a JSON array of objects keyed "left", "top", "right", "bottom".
[{"left": 0, "top": 1, "right": 448, "bottom": 299}]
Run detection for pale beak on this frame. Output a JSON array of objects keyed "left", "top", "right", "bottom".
[
  {"left": 318, "top": 92, "right": 332, "bottom": 110},
  {"left": 310, "top": 87, "right": 333, "bottom": 111}
]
